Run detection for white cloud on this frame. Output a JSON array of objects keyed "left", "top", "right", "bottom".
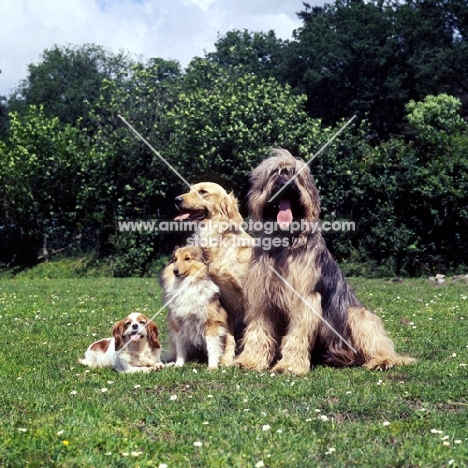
[{"left": 0, "top": 0, "right": 312, "bottom": 97}]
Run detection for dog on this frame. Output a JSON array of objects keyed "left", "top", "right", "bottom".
[
  {"left": 161, "top": 245, "right": 236, "bottom": 369},
  {"left": 235, "top": 148, "right": 416, "bottom": 375},
  {"left": 166, "top": 182, "right": 252, "bottom": 337},
  {"left": 79, "top": 313, "right": 163, "bottom": 373}
]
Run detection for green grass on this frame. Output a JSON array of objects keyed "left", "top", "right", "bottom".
[{"left": 0, "top": 277, "right": 467, "bottom": 467}]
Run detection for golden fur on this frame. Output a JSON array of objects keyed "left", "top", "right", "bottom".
[
  {"left": 235, "top": 149, "right": 416, "bottom": 375},
  {"left": 164, "top": 182, "right": 252, "bottom": 335},
  {"left": 161, "top": 246, "right": 236, "bottom": 368}
]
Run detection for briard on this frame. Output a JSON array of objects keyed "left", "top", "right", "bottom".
[{"left": 235, "top": 148, "right": 416, "bottom": 375}]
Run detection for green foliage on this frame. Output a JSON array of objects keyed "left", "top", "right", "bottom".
[
  {"left": 167, "top": 59, "right": 323, "bottom": 199},
  {"left": 2, "top": 0, "right": 468, "bottom": 276},
  {"left": 206, "top": 29, "right": 286, "bottom": 80},
  {"left": 406, "top": 94, "right": 467, "bottom": 139},
  {"left": 289, "top": 0, "right": 403, "bottom": 134},
  {"left": 72, "top": 58, "right": 183, "bottom": 273},
  {"left": 0, "top": 105, "right": 90, "bottom": 263},
  {"left": 337, "top": 96, "right": 468, "bottom": 275},
  {"left": 9, "top": 44, "right": 133, "bottom": 128},
  {"left": 279, "top": 0, "right": 468, "bottom": 137},
  {"left": 104, "top": 230, "right": 161, "bottom": 277}
]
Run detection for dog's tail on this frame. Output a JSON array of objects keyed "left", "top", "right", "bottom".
[{"left": 347, "top": 307, "right": 417, "bottom": 370}]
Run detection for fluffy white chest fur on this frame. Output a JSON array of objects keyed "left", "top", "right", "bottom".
[
  {"left": 115, "top": 340, "right": 161, "bottom": 370},
  {"left": 167, "top": 276, "right": 220, "bottom": 319},
  {"left": 167, "top": 277, "right": 220, "bottom": 349}
]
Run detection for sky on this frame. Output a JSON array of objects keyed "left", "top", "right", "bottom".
[{"left": 0, "top": 0, "right": 316, "bottom": 98}]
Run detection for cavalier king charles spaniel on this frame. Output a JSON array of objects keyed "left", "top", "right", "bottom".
[{"left": 79, "top": 313, "right": 164, "bottom": 373}]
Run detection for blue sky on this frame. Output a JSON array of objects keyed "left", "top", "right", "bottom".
[{"left": 0, "top": 0, "right": 318, "bottom": 97}]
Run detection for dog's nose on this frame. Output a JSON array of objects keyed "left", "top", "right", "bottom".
[
  {"left": 132, "top": 323, "right": 138, "bottom": 329},
  {"left": 175, "top": 196, "right": 183, "bottom": 206},
  {"left": 173, "top": 268, "right": 179, "bottom": 276}
]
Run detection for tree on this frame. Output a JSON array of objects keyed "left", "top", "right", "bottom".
[
  {"left": 394, "top": 0, "right": 467, "bottom": 105},
  {"left": 166, "top": 59, "right": 327, "bottom": 202},
  {"left": 0, "top": 105, "right": 90, "bottom": 264},
  {"left": 285, "top": 0, "right": 410, "bottom": 136},
  {"left": 406, "top": 93, "right": 466, "bottom": 137},
  {"left": 1, "top": 55, "right": 184, "bottom": 273},
  {"left": 206, "top": 29, "right": 286, "bottom": 81},
  {"left": 404, "top": 95, "right": 468, "bottom": 272},
  {"left": 9, "top": 44, "right": 133, "bottom": 129},
  {"left": 283, "top": 0, "right": 468, "bottom": 138},
  {"left": 82, "top": 58, "right": 183, "bottom": 274},
  {"left": 349, "top": 94, "right": 468, "bottom": 274}
]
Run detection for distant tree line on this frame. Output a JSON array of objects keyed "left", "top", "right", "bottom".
[{"left": 0, "top": 0, "right": 467, "bottom": 276}]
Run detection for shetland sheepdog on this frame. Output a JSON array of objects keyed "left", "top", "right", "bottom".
[{"left": 161, "top": 246, "right": 236, "bottom": 369}]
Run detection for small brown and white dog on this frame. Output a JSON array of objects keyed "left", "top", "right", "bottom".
[
  {"left": 78, "top": 313, "right": 164, "bottom": 373},
  {"left": 161, "top": 245, "right": 236, "bottom": 369}
]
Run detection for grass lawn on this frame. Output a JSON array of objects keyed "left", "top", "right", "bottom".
[{"left": 0, "top": 276, "right": 467, "bottom": 467}]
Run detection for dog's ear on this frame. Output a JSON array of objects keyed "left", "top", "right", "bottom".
[
  {"left": 201, "top": 247, "right": 213, "bottom": 265},
  {"left": 159, "top": 257, "right": 176, "bottom": 289},
  {"left": 169, "top": 246, "right": 180, "bottom": 262},
  {"left": 220, "top": 192, "right": 243, "bottom": 224},
  {"left": 112, "top": 320, "right": 126, "bottom": 351},
  {"left": 146, "top": 321, "right": 161, "bottom": 349}
]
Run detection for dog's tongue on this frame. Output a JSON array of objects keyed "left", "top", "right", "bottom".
[
  {"left": 130, "top": 334, "right": 142, "bottom": 342},
  {"left": 174, "top": 213, "right": 190, "bottom": 221},
  {"left": 277, "top": 199, "right": 293, "bottom": 230}
]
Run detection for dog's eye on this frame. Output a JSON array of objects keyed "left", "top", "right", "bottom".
[
  {"left": 198, "top": 189, "right": 207, "bottom": 195},
  {"left": 139, "top": 320, "right": 146, "bottom": 325},
  {"left": 124, "top": 321, "right": 131, "bottom": 327},
  {"left": 184, "top": 256, "right": 191, "bottom": 261}
]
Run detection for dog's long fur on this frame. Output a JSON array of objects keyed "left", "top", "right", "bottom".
[
  {"left": 164, "top": 182, "right": 251, "bottom": 335},
  {"left": 235, "top": 148, "right": 416, "bottom": 375},
  {"left": 161, "top": 245, "right": 236, "bottom": 368}
]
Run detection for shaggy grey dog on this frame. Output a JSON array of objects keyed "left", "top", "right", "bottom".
[{"left": 235, "top": 149, "right": 416, "bottom": 375}]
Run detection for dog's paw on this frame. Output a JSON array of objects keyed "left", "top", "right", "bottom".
[
  {"left": 363, "top": 357, "right": 398, "bottom": 371},
  {"left": 270, "top": 360, "right": 310, "bottom": 376},
  {"left": 219, "top": 355, "right": 235, "bottom": 367},
  {"left": 363, "top": 355, "right": 416, "bottom": 371},
  {"left": 234, "top": 355, "right": 269, "bottom": 372},
  {"left": 151, "top": 363, "right": 165, "bottom": 371}
]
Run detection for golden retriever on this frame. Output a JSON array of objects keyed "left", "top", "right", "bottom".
[{"left": 165, "top": 182, "right": 252, "bottom": 333}]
